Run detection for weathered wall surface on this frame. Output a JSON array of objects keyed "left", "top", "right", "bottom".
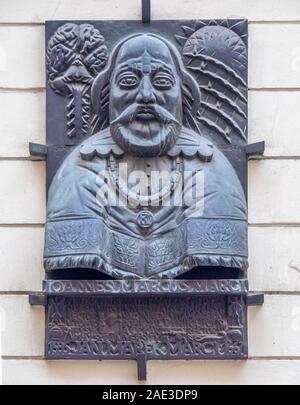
[{"left": 0, "top": 0, "right": 300, "bottom": 385}]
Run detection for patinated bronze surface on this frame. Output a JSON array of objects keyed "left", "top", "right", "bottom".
[
  {"left": 44, "top": 21, "right": 248, "bottom": 279},
  {"left": 42, "top": 19, "right": 250, "bottom": 370},
  {"left": 45, "top": 280, "right": 248, "bottom": 360}
]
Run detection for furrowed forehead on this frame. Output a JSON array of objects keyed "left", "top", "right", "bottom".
[
  {"left": 115, "top": 57, "right": 175, "bottom": 76},
  {"left": 115, "top": 35, "right": 175, "bottom": 67}
]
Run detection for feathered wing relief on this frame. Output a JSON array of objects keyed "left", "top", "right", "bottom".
[
  {"left": 46, "top": 23, "right": 108, "bottom": 138},
  {"left": 175, "top": 20, "right": 247, "bottom": 144}
]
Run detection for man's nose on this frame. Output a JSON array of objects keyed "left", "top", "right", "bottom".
[{"left": 136, "top": 76, "right": 155, "bottom": 104}]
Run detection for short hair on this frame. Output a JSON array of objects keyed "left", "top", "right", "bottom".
[{"left": 91, "top": 33, "right": 201, "bottom": 131}]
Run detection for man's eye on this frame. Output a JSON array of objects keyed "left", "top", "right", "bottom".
[
  {"left": 153, "top": 76, "right": 173, "bottom": 89},
  {"left": 119, "top": 76, "right": 138, "bottom": 88}
]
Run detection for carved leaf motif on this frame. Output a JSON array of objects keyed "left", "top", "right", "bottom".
[
  {"left": 113, "top": 234, "right": 139, "bottom": 266},
  {"left": 147, "top": 230, "right": 183, "bottom": 270},
  {"left": 195, "top": 221, "right": 234, "bottom": 250},
  {"left": 48, "top": 223, "right": 99, "bottom": 251}
]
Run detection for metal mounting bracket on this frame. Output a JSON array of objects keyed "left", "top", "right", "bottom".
[
  {"left": 29, "top": 293, "right": 47, "bottom": 306},
  {"left": 246, "top": 294, "right": 264, "bottom": 306},
  {"left": 136, "top": 353, "right": 147, "bottom": 381},
  {"left": 245, "top": 141, "right": 265, "bottom": 157},
  {"left": 142, "top": 0, "right": 151, "bottom": 24},
  {"left": 29, "top": 142, "right": 48, "bottom": 161}
]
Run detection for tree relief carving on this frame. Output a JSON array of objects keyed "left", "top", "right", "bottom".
[{"left": 47, "top": 23, "right": 108, "bottom": 138}]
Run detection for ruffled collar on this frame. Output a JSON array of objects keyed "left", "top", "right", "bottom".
[{"left": 80, "top": 127, "right": 213, "bottom": 162}]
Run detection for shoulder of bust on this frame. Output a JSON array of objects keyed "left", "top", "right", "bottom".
[
  {"left": 167, "top": 127, "right": 214, "bottom": 162},
  {"left": 80, "top": 127, "right": 124, "bottom": 160},
  {"left": 79, "top": 126, "right": 214, "bottom": 162}
]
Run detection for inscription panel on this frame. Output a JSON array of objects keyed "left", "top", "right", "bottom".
[
  {"left": 44, "top": 279, "right": 249, "bottom": 296},
  {"left": 46, "top": 294, "right": 247, "bottom": 360}
]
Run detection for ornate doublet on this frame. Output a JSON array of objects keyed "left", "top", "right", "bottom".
[{"left": 44, "top": 127, "right": 247, "bottom": 278}]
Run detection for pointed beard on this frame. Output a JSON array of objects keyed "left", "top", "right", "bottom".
[{"left": 110, "top": 120, "right": 181, "bottom": 157}]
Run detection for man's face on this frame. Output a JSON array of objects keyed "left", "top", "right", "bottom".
[{"left": 109, "top": 35, "right": 183, "bottom": 157}]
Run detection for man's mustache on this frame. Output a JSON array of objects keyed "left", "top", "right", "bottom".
[{"left": 110, "top": 103, "right": 181, "bottom": 126}]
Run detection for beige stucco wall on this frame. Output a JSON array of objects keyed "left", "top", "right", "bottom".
[{"left": 0, "top": 0, "right": 300, "bottom": 385}]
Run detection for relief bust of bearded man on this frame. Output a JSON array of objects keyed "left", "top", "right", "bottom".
[{"left": 44, "top": 33, "right": 247, "bottom": 279}]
